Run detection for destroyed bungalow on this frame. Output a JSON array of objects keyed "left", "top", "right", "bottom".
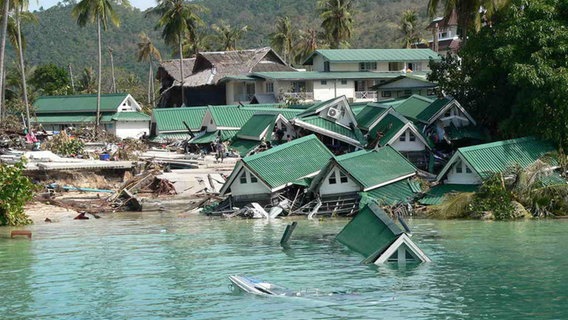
[{"left": 218, "top": 135, "right": 333, "bottom": 205}]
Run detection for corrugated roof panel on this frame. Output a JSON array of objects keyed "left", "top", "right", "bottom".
[
  {"left": 153, "top": 107, "right": 207, "bottom": 131},
  {"left": 34, "top": 94, "right": 128, "bottom": 113},
  {"left": 355, "top": 104, "right": 389, "bottom": 131},
  {"left": 315, "top": 49, "right": 440, "bottom": 62},
  {"left": 229, "top": 139, "right": 260, "bottom": 157},
  {"left": 459, "top": 137, "right": 556, "bottom": 178},
  {"left": 365, "top": 179, "right": 422, "bottom": 206},
  {"left": 243, "top": 135, "right": 333, "bottom": 189},
  {"left": 252, "top": 71, "right": 430, "bottom": 80},
  {"left": 209, "top": 105, "right": 301, "bottom": 128},
  {"left": 368, "top": 113, "right": 406, "bottom": 146},
  {"left": 392, "top": 95, "right": 434, "bottom": 123},
  {"left": 235, "top": 114, "right": 278, "bottom": 139},
  {"left": 337, "top": 146, "right": 416, "bottom": 189},
  {"left": 111, "top": 112, "right": 151, "bottom": 121},
  {"left": 300, "top": 116, "right": 364, "bottom": 143}
]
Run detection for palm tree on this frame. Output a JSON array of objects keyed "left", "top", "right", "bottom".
[
  {"left": 178, "top": 29, "right": 212, "bottom": 58},
  {"left": 317, "top": 0, "right": 354, "bottom": 49},
  {"left": 12, "top": 0, "right": 37, "bottom": 130},
  {"left": 294, "top": 28, "right": 323, "bottom": 65},
  {"left": 137, "top": 32, "right": 162, "bottom": 105},
  {"left": 72, "top": 0, "right": 130, "bottom": 132},
  {"left": 400, "top": 10, "right": 421, "bottom": 49},
  {"left": 78, "top": 67, "right": 97, "bottom": 94},
  {"left": 0, "top": 0, "right": 9, "bottom": 121},
  {"left": 427, "top": 0, "right": 511, "bottom": 41},
  {"left": 269, "top": 16, "right": 296, "bottom": 65},
  {"left": 149, "top": 0, "right": 205, "bottom": 107},
  {"left": 212, "top": 21, "right": 248, "bottom": 51}
]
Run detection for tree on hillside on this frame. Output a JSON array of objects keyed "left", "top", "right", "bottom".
[
  {"left": 429, "top": 0, "right": 568, "bottom": 147},
  {"left": 212, "top": 21, "right": 248, "bottom": 51},
  {"left": 317, "top": 0, "right": 353, "bottom": 49},
  {"left": 149, "top": 0, "right": 206, "bottom": 107},
  {"left": 30, "top": 63, "right": 71, "bottom": 96},
  {"left": 269, "top": 16, "right": 296, "bottom": 65},
  {"left": 78, "top": 67, "right": 97, "bottom": 94},
  {"left": 427, "top": 0, "right": 511, "bottom": 41},
  {"left": 400, "top": 9, "right": 423, "bottom": 48},
  {"left": 179, "top": 29, "right": 212, "bottom": 58},
  {"left": 294, "top": 28, "right": 324, "bottom": 65},
  {"left": 137, "top": 32, "right": 161, "bottom": 106},
  {"left": 72, "top": 0, "right": 131, "bottom": 132}
]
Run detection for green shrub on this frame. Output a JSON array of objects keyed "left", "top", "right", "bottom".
[
  {"left": 0, "top": 161, "right": 36, "bottom": 226},
  {"left": 471, "top": 173, "right": 515, "bottom": 220}
]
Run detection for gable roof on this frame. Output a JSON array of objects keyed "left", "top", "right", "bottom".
[
  {"left": 294, "top": 116, "right": 365, "bottom": 146},
  {"left": 207, "top": 105, "right": 302, "bottom": 129},
  {"left": 153, "top": 107, "right": 208, "bottom": 132},
  {"left": 251, "top": 71, "right": 431, "bottom": 81},
  {"left": 371, "top": 74, "right": 437, "bottom": 90},
  {"left": 183, "top": 48, "right": 296, "bottom": 87},
  {"left": 34, "top": 94, "right": 132, "bottom": 114},
  {"left": 355, "top": 103, "right": 390, "bottom": 131},
  {"left": 363, "top": 178, "right": 422, "bottom": 206},
  {"left": 236, "top": 114, "right": 279, "bottom": 140},
  {"left": 436, "top": 137, "right": 557, "bottom": 181},
  {"left": 368, "top": 111, "right": 407, "bottom": 146},
  {"left": 392, "top": 94, "right": 435, "bottom": 123},
  {"left": 158, "top": 58, "right": 196, "bottom": 82},
  {"left": 333, "top": 146, "right": 417, "bottom": 191},
  {"left": 303, "top": 49, "right": 440, "bottom": 65},
  {"left": 336, "top": 202, "right": 403, "bottom": 261},
  {"left": 220, "top": 135, "right": 333, "bottom": 194}
]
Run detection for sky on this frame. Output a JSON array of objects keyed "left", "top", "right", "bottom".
[{"left": 30, "top": 0, "right": 156, "bottom": 12}]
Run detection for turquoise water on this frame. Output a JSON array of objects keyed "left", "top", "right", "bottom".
[{"left": 1, "top": 212, "right": 567, "bottom": 319}]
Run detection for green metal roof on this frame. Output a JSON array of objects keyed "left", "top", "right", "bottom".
[
  {"left": 33, "top": 113, "right": 97, "bottom": 124},
  {"left": 368, "top": 113, "right": 407, "bottom": 146},
  {"left": 299, "top": 116, "right": 365, "bottom": 145},
  {"left": 34, "top": 94, "right": 129, "bottom": 113},
  {"left": 153, "top": 107, "right": 207, "bottom": 131},
  {"left": 242, "top": 135, "right": 333, "bottom": 189},
  {"left": 372, "top": 74, "right": 436, "bottom": 89},
  {"left": 364, "top": 179, "right": 422, "bottom": 206},
  {"left": 150, "top": 132, "right": 193, "bottom": 142},
  {"left": 190, "top": 131, "right": 220, "bottom": 144},
  {"left": 304, "top": 49, "right": 440, "bottom": 64},
  {"left": 252, "top": 71, "right": 430, "bottom": 81},
  {"left": 392, "top": 95, "right": 435, "bottom": 123},
  {"left": 335, "top": 146, "right": 416, "bottom": 190},
  {"left": 229, "top": 138, "right": 260, "bottom": 157},
  {"left": 440, "top": 137, "right": 556, "bottom": 180},
  {"left": 336, "top": 202, "right": 402, "bottom": 261},
  {"left": 415, "top": 97, "right": 451, "bottom": 123},
  {"left": 208, "top": 105, "right": 301, "bottom": 128},
  {"left": 419, "top": 184, "right": 478, "bottom": 205},
  {"left": 236, "top": 114, "right": 278, "bottom": 140},
  {"left": 220, "top": 130, "right": 238, "bottom": 141},
  {"left": 355, "top": 103, "right": 389, "bottom": 131}
]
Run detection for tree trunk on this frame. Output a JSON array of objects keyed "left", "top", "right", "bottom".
[
  {"left": 68, "top": 64, "right": 75, "bottom": 94},
  {"left": 109, "top": 47, "right": 116, "bottom": 93},
  {"left": 178, "top": 31, "right": 184, "bottom": 107},
  {"left": 16, "top": 8, "right": 30, "bottom": 130},
  {"left": 0, "top": 0, "right": 9, "bottom": 121},
  {"left": 96, "top": 17, "right": 102, "bottom": 133},
  {"left": 147, "top": 63, "right": 152, "bottom": 104}
]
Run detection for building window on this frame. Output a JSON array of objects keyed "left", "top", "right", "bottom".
[
  {"left": 240, "top": 172, "right": 247, "bottom": 184},
  {"left": 321, "top": 80, "right": 327, "bottom": 85},
  {"left": 324, "top": 61, "right": 330, "bottom": 72},
  {"left": 388, "top": 62, "right": 403, "bottom": 71},
  {"left": 339, "top": 171, "right": 348, "bottom": 183},
  {"left": 265, "top": 82, "right": 274, "bottom": 93},
  {"left": 456, "top": 161, "right": 463, "bottom": 173},
  {"left": 399, "top": 133, "right": 406, "bottom": 142},
  {"left": 359, "top": 62, "right": 377, "bottom": 71},
  {"left": 250, "top": 174, "right": 258, "bottom": 183},
  {"left": 409, "top": 132, "right": 416, "bottom": 141},
  {"left": 328, "top": 172, "right": 337, "bottom": 184},
  {"left": 382, "top": 91, "right": 392, "bottom": 98},
  {"left": 465, "top": 166, "right": 472, "bottom": 173},
  {"left": 341, "top": 80, "right": 347, "bottom": 85}
]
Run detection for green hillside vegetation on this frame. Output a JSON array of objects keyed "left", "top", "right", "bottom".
[{"left": 16, "top": 0, "right": 429, "bottom": 84}]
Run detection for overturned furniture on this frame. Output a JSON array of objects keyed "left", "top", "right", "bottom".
[{"left": 336, "top": 202, "right": 430, "bottom": 264}]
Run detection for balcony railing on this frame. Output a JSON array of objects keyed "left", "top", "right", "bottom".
[{"left": 355, "top": 91, "right": 377, "bottom": 100}]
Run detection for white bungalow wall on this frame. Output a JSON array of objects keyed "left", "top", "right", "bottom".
[
  {"left": 270, "top": 118, "right": 296, "bottom": 141},
  {"left": 444, "top": 158, "right": 482, "bottom": 184},
  {"left": 389, "top": 129, "right": 427, "bottom": 152},
  {"left": 117, "top": 95, "right": 142, "bottom": 112},
  {"left": 114, "top": 121, "right": 150, "bottom": 139},
  {"left": 319, "top": 167, "right": 360, "bottom": 196},
  {"left": 230, "top": 168, "right": 271, "bottom": 197},
  {"left": 437, "top": 103, "right": 471, "bottom": 128}
]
